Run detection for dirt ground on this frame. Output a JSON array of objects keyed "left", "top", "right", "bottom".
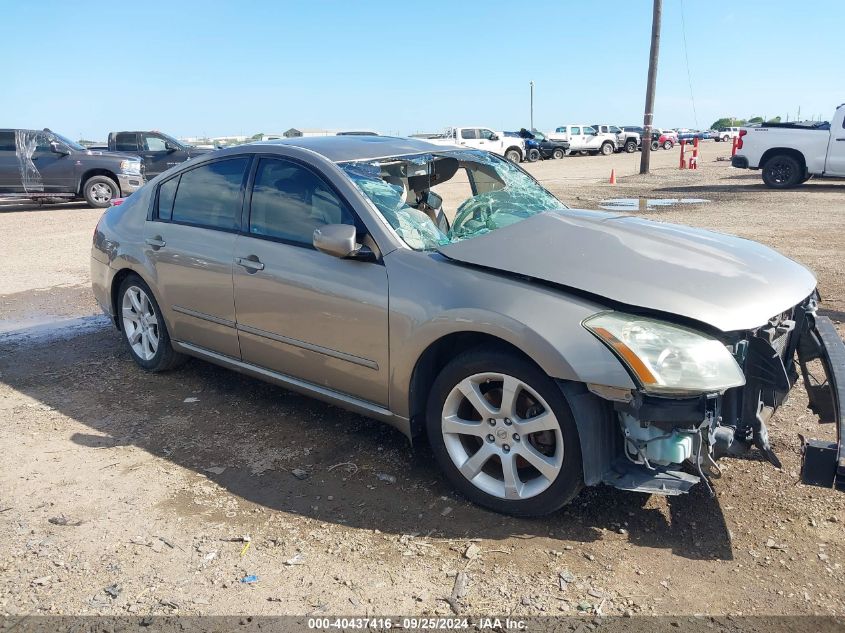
[{"left": 1, "top": 143, "right": 844, "bottom": 621}]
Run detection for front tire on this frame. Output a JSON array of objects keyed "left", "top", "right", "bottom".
[
  {"left": 505, "top": 148, "right": 522, "bottom": 163},
  {"left": 117, "top": 275, "right": 186, "bottom": 372},
  {"left": 624, "top": 140, "right": 637, "bottom": 153},
  {"left": 425, "top": 349, "right": 583, "bottom": 516},
  {"left": 552, "top": 148, "right": 565, "bottom": 159},
  {"left": 600, "top": 142, "right": 614, "bottom": 156},
  {"left": 762, "top": 154, "right": 804, "bottom": 189},
  {"left": 527, "top": 148, "right": 541, "bottom": 162},
  {"left": 82, "top": 175, "right": 119, "bottom": 208}
]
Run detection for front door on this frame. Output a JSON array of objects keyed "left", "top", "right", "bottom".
[
  {"left": 140, "top": 133, "right": 183, "bottom": 179},
  {"left": 233, "top": 156, "right": 390, "bottom": 406},
  {"left": 143, "top": 155, "right": 252, "bottom": 358}
]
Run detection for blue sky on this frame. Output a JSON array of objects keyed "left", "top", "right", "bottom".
[{"left": 1, "top": 0, "right": 842, "bottom": 140}]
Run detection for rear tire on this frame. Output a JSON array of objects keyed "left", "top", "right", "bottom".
[
  {"left": 83, "top": 175, "right": 119, "bottom": 208},
  {"left": 425, "top": 349, "right": 583, "bottom": 516},
  {"left": 117, "top": 275, "right": 187, "bottom": 372},
  {"left": 762, "top": 154, "right": 804, "bottom": 189},
  {"left": 651, "top": 141, "right": 659, "bottom": 151},
  {"left": 624, "top": 140, "right": 637, "bottom": 153},
  {"left": 663, "top": 140, "right": 673, "bottom": 150},
  {"left": 600, "top": 142, "right": 614, "bottom": 156}
]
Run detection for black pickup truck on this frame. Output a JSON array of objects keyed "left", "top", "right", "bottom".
[
  {"left": 0, "top": 128, "right": 144, "bottom": 207},
  {"left": 96, "top": 131, "right": 209, "bottom": 179}
]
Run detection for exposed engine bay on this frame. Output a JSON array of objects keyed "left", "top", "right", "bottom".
[{"left": 588, "top": 295, "right": 844, "bottom": 496}]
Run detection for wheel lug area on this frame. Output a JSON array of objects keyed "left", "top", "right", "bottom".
[
  {"left": 504, "top": 418, "right": 512, "bottom": 426},
  {"left": 502, "top": 444, "right": 511, "bottom": 453},
  {"left": 486, "top": 434, "right": 495, "bottom": 443},
  {"left": 513, "top": 433, "right": 520, "bottom": 442},
  {"left": 488, "top": 418, "right": 496, "bottom": 426}
]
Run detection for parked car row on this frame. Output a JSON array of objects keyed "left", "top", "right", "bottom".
[{"left": 0, "top": 127, "right": 212, "bottom": 207}]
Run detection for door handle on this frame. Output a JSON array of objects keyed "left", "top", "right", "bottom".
[
  {"left": 236, "top": 256, "right": 264, "bottom": 272},
  {"left": 836, "top": 138, "right": 845, "bottom": 141},
  {"left": 145, "top": 236, "right": 166, "bottom": 249}
]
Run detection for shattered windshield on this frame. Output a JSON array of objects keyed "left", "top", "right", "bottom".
[{"left": 340, "top": 150, "right": 566, "bottom": 250}]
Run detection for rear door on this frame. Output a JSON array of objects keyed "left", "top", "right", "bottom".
[
  {"left": 143, "top": 154, "right": 251, "bottom": 358},
  {"left": 232, "top": 156, "right": 390, "bottom": 405},
  {"left": 459, "top": 128, "right": 483, "bottom": 151},
  {"left": 0, "top": 130, "right": 19, "bottom": 191},
  {"left": 825, "top": 116, "right": 845, "bottom": 176},
  {"left": 568, "top": 126, "right": 584, "bottom": 150}
]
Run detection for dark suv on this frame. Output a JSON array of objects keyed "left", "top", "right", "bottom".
[{"left": 0, "top": 128, "right": 144, "bottom": 207}]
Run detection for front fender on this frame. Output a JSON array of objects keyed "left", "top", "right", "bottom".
[{"left": 384, "top": 250, "right": 636, "bottom": 418}]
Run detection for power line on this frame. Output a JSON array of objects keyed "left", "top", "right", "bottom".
[{"left": 680, "top": 0, "right": 699, "bottom": 129}]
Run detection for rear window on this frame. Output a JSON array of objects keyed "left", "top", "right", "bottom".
[
  {"left": 170, "top": 157, "right": 250, "bottom": 230},
  {"left": 114, "top": 133, "right": 139, "bottom": 152}
]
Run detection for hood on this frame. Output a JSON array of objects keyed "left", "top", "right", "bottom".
[
  {"left": 83, "top": 150, "right": 140, "bottom": 161},
  {"left": 438, "top": 211, "right": 817, "bottom": 332}
]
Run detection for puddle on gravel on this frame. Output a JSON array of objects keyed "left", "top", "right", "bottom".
[
  {"left": 599, "top": 197, "right": 710, "bottom": 211},
  {"left": 0, "top": 314, "right": 110, "bottom": 344}
]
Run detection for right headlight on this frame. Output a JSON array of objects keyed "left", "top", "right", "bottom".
[{"left": 583, "top": 312, "right": 746, "bottom": 396}]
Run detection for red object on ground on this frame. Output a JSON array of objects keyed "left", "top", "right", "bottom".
[
  {"left": 679, "top": 140, "right": 686, "bottom": 169},
  {"left": 689, "top": 137, "right": 700, "bottom": 170},
  {"left": 609, "top": 169, "right": 616, "bottom": 184},
  {"left": 110, "top": 198, "right": 125, "bottom": 207}
]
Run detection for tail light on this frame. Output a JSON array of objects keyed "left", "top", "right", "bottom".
[{"left": 737, "top": 129, "right": 747, "bottom": 150}]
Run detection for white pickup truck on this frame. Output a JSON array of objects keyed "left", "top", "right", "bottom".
[
  {"left": 423, "top": 127, "right": 525, "bottom": 163},
  {"left": 731, "top": 104, "right": 845, "bottom": 188},
  {"left": 591, "top": 124, "right": 640, "bottom": 153},
  {"left": 547, "top": 125, "right": 617, "bottom": 155}
]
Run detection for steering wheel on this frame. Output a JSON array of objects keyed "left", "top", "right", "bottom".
[{"left": 450, "top": 190, "right": 527, "bottom": 238}]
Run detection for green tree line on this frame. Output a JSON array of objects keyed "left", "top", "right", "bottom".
[{"left": 710, "top": 116, "right": 781, "bottom": 129}]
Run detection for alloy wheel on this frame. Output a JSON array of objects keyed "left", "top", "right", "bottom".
[
  {"left": 90, "top": 182, "right": 114, "bottom": 204},
  {"left": 440, "top": 372, "right": 563, "bottom": 500},
  {"left": 122, "top": 285, "right": 159, "bottom": 361}
]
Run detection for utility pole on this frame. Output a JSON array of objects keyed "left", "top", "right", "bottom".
[
  {"left": 639, "top": 0, "right": 662, "bottom": 175},
  {"left": 529, "top": 81, "right": 535, "bottom": 131}
]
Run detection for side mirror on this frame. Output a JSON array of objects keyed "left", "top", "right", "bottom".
[
  {"left": 50, "top": 141, "right": 69, "bottom": 155},
  {"left": 164, "top": 142, "right": 177, "bottom": 152},
  {"left": 489, "top": 134, "right": 499, "bottom": 141},
  {"left": 313, "top": 224, "right": 371, "bottom": 260}
]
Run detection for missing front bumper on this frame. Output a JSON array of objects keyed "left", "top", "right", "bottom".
[{"left": 798, "top": 315, "right": 845, "bottom": 491}]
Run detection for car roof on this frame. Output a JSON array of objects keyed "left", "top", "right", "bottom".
[{"left": 254, "top": 135, "right": 452, "bottom": 163}]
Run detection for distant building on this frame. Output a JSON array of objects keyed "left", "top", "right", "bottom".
[{"left": 283, "top": 128, "right": 338, "bottom": 138}]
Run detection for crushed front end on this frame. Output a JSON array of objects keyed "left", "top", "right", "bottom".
[{"left": 582, "top": 294, "right": 844, "bottom": 495}]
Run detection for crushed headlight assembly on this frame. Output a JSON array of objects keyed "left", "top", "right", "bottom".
[
  {"left": 119, "top": 160, "right": 142, "bottom": 175},
  {"left": 583, "top": 312, "right": 746, "bottom": 396}
]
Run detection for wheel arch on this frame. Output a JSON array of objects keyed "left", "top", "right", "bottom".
[
  {"left": 78, "top": 168, "right": 120, "bottom": 195},
  {"left": 760, "top": 147, "right": 807, "bottom": 173},
  {"left": 504, "top": 145, "right": 524, "bottom": 161},
  {"left": 109, "top": 265, "right": 167, "bottom": 332}
]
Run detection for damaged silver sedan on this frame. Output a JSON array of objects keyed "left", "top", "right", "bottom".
[{"left": 91, "top": 136, "right": 845, "bottom": 516}]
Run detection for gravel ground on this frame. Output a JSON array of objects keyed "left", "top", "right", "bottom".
[{"left": 1, "top": 143, "right": 843, "bottom": 620}]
